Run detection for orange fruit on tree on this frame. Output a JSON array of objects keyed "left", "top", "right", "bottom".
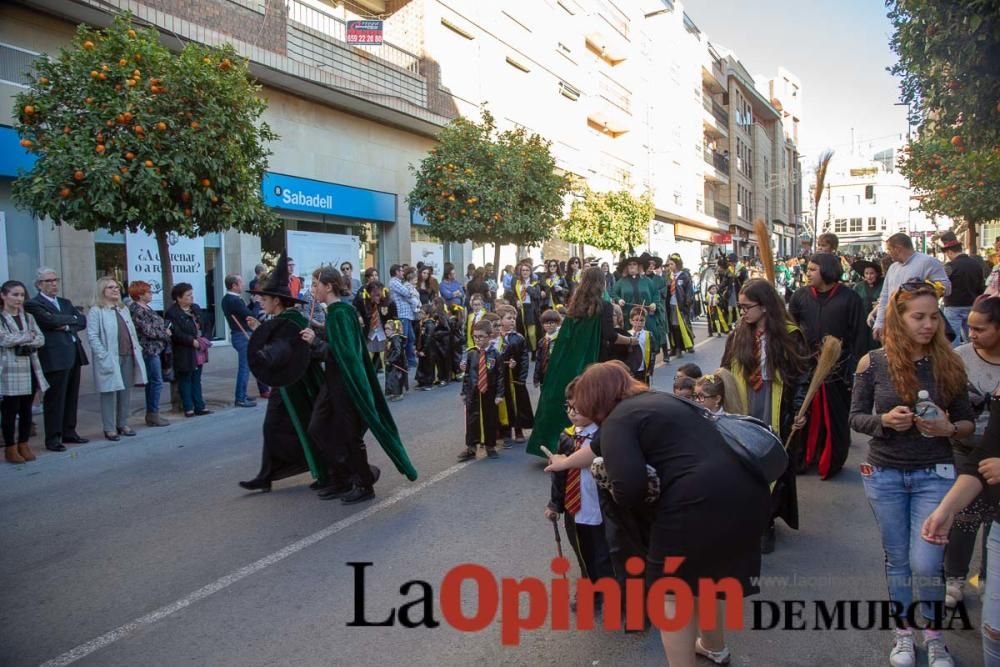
[
  {"left": 64, "top": 126, "right": 72, "bottom": 134},
  {"left": 144, "top": 159, "right": 154, "bottom": 168},
  {"left": 120, "top": 166, "right": 129, "bottom": 174},
  {"left": 83, "top": 40, "right": 94, "bottom": 50},
  {"left": 951, "top": 135, "right": 963, "bottom": 146},
  {"left": 84, "top": 97, "right": 93, "bottom": 105},
  {"left": 210, "top": 196, "right": 218, "bottom": 204},
  {"left": 119, "top": 58, "right": 127, "bottom": 66},
  {"left": 90, "top": 70, "right": 99, "bottom": 78},
  {"left": 19, "top": 138, "right": 32, "bottom": 148},
  {"left": 127, "top": 29, "right": 136, "bottom": 39},
  {"left": 38, "top": 77, "right": 48, "bottom": 85},
  {"left": 96, "top": 144, "right": 106, "bottom": 154},
  {"left": 156, "top": 122, "right": 166, "bottom": 131},
  {"left": 105, "top": 119, "right": 114, "bottom": 128},
  {"left": 59, "top": 187, "right": 72, "bottom": 198},
  {"left": 74, "top": 170, "right": 85, "bottom": 181},
  {"left": 127, "top": 79, "right": 136, "bottom": 87},
  {"left": 203, "top": 57, "right": 212, "bottom": 65},
  {"left": 112, "top": 174, "right": 121, "bottom": 184},
  {"left": 125, "top": 152, "right": 134, "bottom": 161},
  {"left": 23, "top": 105, "right": 34, "bottom": 115},
  {"left": 220, "top": 58, "right": 231, "bottom": 70},
  {"left": 98, "top": 72, "right": 107, "bottom": 81},
  {"left": 134, "top": 53, "right": 141, "bottom": 61},
  {"left": 114, "top": 84, "right": 122, "bottom": 92},
  {"left": 184, "top": 208, "right": 192, "bottom": 217},
  {"left": 132, "top": 69, "right": 141, "bottom": 78},
  {"left": 134, "top": 125, "right": 144, "bottom": 135},
  {"left": 190, "top": 121, "right": 200, "bottom": 129},
  {"left": 200, "top": 178, "right": 211, "bottom": 187}
]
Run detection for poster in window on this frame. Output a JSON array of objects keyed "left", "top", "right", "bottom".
[{"left": 126, "top": 230, "right": 207, "bottom": 310}]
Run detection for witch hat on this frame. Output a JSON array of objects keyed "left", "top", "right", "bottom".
[{"left": 248, "top": 251, "right": 308, "bottom": 304}]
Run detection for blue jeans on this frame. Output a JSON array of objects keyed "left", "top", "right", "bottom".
[
  {"left": 983, "top": 522, "right": 1000, "bottom": 663},
  {"left": 177, "top": 367, "right": 205, "bottom": 413},
  {"left": 401, "top": 318, "right": 417, "bottom": 367},
  {"left": 231, "top": 332, "right": 250, "bottom": 403},
  {"left": 861, "top": 464, "right": 952, "bottom": 626},
  {"left": 943, "top": 306, "right": 972, "bottom": 347},
  {"left": 143, "top": 353, "right": 164, "bottom": 413}
]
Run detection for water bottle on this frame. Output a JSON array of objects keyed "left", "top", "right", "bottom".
[{"left": 915, "top": 390, "right": 941, "bottom": 438}]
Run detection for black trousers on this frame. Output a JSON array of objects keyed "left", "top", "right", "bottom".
[
  {"left": 564, "top": 515, "right": 614, "bottom": 583},
  {"left": 42, "top": 363, "right": 82, "bottom": 445},
  {"left": 1, "top": 394, "right": 34, "bottom": 446},
  {"left": 308, "top": 383, "right": 375, "bottom": 488}
]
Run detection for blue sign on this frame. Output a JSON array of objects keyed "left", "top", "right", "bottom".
[
  {"left": 411, "top": 207, "right": 429, "bottom": 227},
  {"left": 0, "top": 126, "right": 38, "bottom": 178},
  {"left": 262, "top": 172, "right": 396, "bottom": 223}
]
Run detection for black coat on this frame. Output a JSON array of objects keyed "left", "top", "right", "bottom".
[
  {"left": 24, "top": 294, "right": 88, "bottom": 372},
  {"left": 164, "top": 303, "right": 206, "bottom": 374}
]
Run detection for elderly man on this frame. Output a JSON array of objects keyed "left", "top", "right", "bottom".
[
  {"left": 23, "top": 268, "right": 89, "bottom": 451},
  {"left": 873, "top": 232, "right": 951, "bottom": 341}
]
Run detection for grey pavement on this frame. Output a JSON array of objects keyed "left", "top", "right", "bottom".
[{"left": 0, "top": 322, "right": 985, "bottom": 666}]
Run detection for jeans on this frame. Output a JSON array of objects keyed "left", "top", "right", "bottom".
[
  {"left": 983, "top": 522, "right": 1000, "bottom": 664},
  {"left": 143, "top": 353, "right": 164, "bottom": 414},
  {"left": 861, "top": 464, "right": 952, "bottom": 626},
  {"left": 100, "top": 355, "right": 134, "bottom": 432},
  {"left": 177, "top": 367, "right": 206, "bottom": 413},
  {"left": 943, "top": 306, "right": 972, "bottom": 347},
  {"left": 401, "top": 318, "right": 417, "bottom": 367},
  {"left": 231, "top": 332, "right": 250, "bottom": 403}
]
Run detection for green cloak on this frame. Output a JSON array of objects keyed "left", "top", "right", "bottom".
[
  {"left": 274, "top": 309, "right": 327, "bottom": 482},
  {"left": 646, "top": 273, "right": 668, "bottom": 348},
  {"left": 525, "top": 314, "right": 602, "bottom": 458},
  {"left": 324, "top": 301, "right": 418, "bottom": 481},
  {"left": 611, "top": 275, "right": 664, "bottom": 348}
]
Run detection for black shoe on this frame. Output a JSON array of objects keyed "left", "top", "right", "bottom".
[
  {"left": 486, "top": 447, "right": 499, "bottom": 459},
  {"left": 234, "top": 400, "right": 257, "bottom": 408},
  {"left": 104, "top": 431, "right": 121, "bottom": 442},
  {"left": 194, "top": 409, "right": 213, "bottom": 416},
  {"left": 369, "top": 465, "right": 381, "bottom": 485},
  {"left": 239, "top": 479, "right": 272, "bottom": 493},
  {"left": 457, "top": 448, "right": 476, "bottom": 462},
  {"left": 318, "top": 483, "right": 353, "bottom": 500},
  {"left": 45, "top": 443, "right": 67, "bottom": 452},
  {"left": 309, "top": 480, "right": 322, "bottom": 490},
  {"left": 62, "top": 434, "right": 89, "bottom": 444},
  {"left": 341, "top": 486, "right": 375, "bottom": 505},
  {"left": 761, "top": 525, "right": 776, "bottom": 554},
  {"left": 117, "top": 426, "right": 136, "bottom": 437}
]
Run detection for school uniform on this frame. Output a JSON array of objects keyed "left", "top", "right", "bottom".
[
  {"left": 706, "top": 292, "right": 729, "bottom": 336},
  {"left": 500, "top": 330, "right": 534, "bottom": 438},
  {"left": 415, "top": 318, "right": 437, "bottom": 388},
  {"left": 533, "top": 330, "right": 558, "bottom": 387},
  {"left": 384, "top": 332, "right": 409, "bottom": 399},
  {"left": 460, "top": 346, "right": 505, "bottom": 452},
  {"left": 625, "top": 327, "right": 651, "bottom": 384},
  {"left": 547, "top": 424, "right": 614, "bottom": 586}
]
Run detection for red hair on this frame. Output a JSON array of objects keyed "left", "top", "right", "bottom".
[
  {"left": 572, "top": 361, "right": 648, "bottom": 424},
  {"left": 128, "top": 280, "right": 151, "bottom": 301}
]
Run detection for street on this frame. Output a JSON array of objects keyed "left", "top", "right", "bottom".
[{"left": 0, "top": 324, "right": 985, "bottom": 666}]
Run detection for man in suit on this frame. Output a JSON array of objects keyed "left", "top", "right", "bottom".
[{"left": 24, "top": 267, "right": 89, "bottom": 451}]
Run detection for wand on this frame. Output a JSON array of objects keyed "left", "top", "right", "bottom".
[{"left": 550, "top": 516, "right": 564, "bottom": 563}]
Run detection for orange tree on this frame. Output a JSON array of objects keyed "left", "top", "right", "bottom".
[
  {"left": 408, "top": 108, "right": 568, "bottom": 278},
  {"left": 559, "top": 186, "right": 653, "bottom": 255},
  {"left": 887, "top": 0, "right": 1000, "bottom": 248},
  {"left": 12, "top": 14, "right": 279, "bottom": 299}
]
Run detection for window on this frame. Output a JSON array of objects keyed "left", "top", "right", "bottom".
[
  {"left": 882, "top": 218, "right": 887, "bottom": 231},
  {"left": 834, "top": 219, "right": 847, "bottom": 234},
  {"left": 868, "top": 216, "right": 878, "bottom": 231},
  {"left": 850, "top": 217, "right": 862, "bottom": 232}
]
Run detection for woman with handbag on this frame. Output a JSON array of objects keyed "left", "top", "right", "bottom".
[
  {"left": 86, "top": 277, "right": 148, "bottom": 441},
  {"left": 0, "top": 280, "right": 48, "bottom": 463},
  {"left": 127, "top": 281, "right": 171, "bottom": 427},
  {"left": 164, "top": 283, "right": 212, "bottom": 418},
  {"left": 544, "top": 361, "right": 770, "bottom": 667}
]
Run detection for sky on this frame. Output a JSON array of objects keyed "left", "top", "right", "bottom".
[{"left": 682, "top": 0, "right": 911, "bottom": 166}]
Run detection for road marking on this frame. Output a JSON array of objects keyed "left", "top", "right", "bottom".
[{"left": 39, "top": 461, "right": 475, "bottom": 667}]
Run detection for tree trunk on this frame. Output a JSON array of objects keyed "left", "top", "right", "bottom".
[
  {"left": 492, "top": 243, "right": 502, "bottom": 286},
  {"left": 967, "top": 219, "right": 979, "bottom": 256},
  {"left": 154, "top": 228, "right": 181, "bottom": 413}
]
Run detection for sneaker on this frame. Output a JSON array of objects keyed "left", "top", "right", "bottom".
[
  {"left": 341, "top": 486, "right": 375, "bottom": 505},
  {"left": 457, "top": 448, "right": 476, "bottom": 462},
  {"left": 924, "top": 637, "right": 954, "bottom": 667},
  {"left": 888, "top": 630, "right": 915, "bottom": 667},
  {"left": 944, "top": 577, "right": 964, "bottom": 608},
  {"left": 486, "top": 446, "right": 498, "bottom": 459},
  {"left": 694, "top": 637, "right": 731, "bottom": 665},
  {"left": 234, "top": 399, "right": 257, "bottom": 408},
  {"left": 502, "top": 441, "right": 514, "bottom": 449}
]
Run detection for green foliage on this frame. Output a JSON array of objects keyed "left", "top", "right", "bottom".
[
  {"left": 408, "top": 108, "right": 568, "bottom": 248},
  {"left": 11, "top": 14, "right": 279, "bottom": 240},
  {"left": 559, "top": 187, "right": 653, "bottom": 254},
  {"left": 886, "top": 0, "right": 1000, "bottom": 223}
]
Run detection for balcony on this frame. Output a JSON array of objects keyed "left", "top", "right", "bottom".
[
  {"left": 710, "top": 201, "right": 731, "bottom": 223},
  {"left": 702, "top": 95, "right": 728, "bottom": 136},
  {"left": 703, "top": 149, "right": 730, "bottom": 183},
  {"left": 286, "top": 0, "right": 427, "bottom": 109}
]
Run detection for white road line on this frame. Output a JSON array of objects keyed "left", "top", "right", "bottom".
[{"left": 39, "top": 461, "right": 475, "bottom": 667}]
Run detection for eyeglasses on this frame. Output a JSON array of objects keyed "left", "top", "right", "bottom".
[
  {"left": 39, "top": 278, "right": 59, "bottom": 283},
  {"left": 737, "top": 303, "right": 760, "bottom": 313},
  {"left": 693, "top": 394, "right": 706, "bottom": 402},
  {"left": 564, "top": 402, "right": 578, "bottom": 415}
]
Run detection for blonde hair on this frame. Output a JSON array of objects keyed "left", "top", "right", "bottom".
[{"left": 93, "top": 276, "right": 122, "bottom": 308}]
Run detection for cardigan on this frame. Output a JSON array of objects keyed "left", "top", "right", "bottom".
[
  {"left": 128, "top": 301, "right": 171, "bottom": 357},
  {"left": 0, "top": 310, "right": 49, "bottom": 396},
  {"left": 86, "top": 304, "right": 148, "bottom": 393}
]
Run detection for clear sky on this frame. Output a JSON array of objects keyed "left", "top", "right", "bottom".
[{"left": 682, "top": 0, "right": 910, "bottom": 165}]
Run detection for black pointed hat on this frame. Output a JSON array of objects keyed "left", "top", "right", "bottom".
[{"left": 248, "top": 251, "right": 308, "bottom": 305}]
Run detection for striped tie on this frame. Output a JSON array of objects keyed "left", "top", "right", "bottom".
[
  {"left": 477, "top": 351, "right": 488, "bottom": 394},
  {"left": 564, "top": 435, "right": 585, "bottom": 515}
]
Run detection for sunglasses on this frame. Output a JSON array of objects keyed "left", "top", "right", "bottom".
[{"left": 896, "top": 279, "right": 944, "bottom": 299}]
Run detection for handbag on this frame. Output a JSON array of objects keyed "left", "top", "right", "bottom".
[
  {"left": 673, "top": 393, "right": 788, "bottom": 486},
  {"left": 195, "top": 336, "right": 212, "bottom": 366}
]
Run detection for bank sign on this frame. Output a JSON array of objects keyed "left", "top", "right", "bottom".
[{"left": 262, "top": 173, "right": 396, "bottom": 223}]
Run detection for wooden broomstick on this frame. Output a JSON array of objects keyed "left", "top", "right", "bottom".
[
  {"left": 230, "top": 314, "right": 250, "bottom": 337},
  {"left": 784, "top": 335, "right": 843, "bottom": 448},
  {"left": 753, "top": 218, "right": 776, "bottom": 285}
]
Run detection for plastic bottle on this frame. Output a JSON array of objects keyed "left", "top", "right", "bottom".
[{"left": 915, "top": 390, "right": 941, "bottom": 438}]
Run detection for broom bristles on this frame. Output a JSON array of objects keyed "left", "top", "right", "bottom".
[
  {"left": 784, "top": 335, "right": 843, "bottom": 447},
  {"left": 753, "top": 218, "right": 776, "bottom": 284}
]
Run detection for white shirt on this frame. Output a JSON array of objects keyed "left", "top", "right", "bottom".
[
  {"left": 573, "top": 423, "right": 603, "bottom": 526},
  {"left": 629, "top": 328, "right": 647, "bottom": 371},
  {"left": 41, "top": 293, "right": 61, "bottom": 310}
]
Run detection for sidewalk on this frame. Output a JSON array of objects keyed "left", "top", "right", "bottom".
[{"left": 18, "top": 343, "right": 254, "bottom": 462}]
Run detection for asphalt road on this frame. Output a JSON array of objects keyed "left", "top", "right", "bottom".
[{"left": 0, "top": 323, "right": 985, "bottom": 666}]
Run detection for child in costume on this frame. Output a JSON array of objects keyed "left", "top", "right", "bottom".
[
  {"left": 465, "top": 293, "right": 488, "bottom": 349},
  {"left": 430, "top": 298, "right": 453, "bottom": 385},
  {"left": 533, "top": 308, "right": 562, "bottom": 388},
  {"left": 626, "top": 306, "right": 652, "bottom": 384},
  {"left": 447, "top": 302, "right": 466, "bottom": 381},
  {"left": 496, "top": 304, "right": 534, "bottom": 445},
  {"left": 694, "top": 373, "right": 726, "bottom": 415},
  {"left": 415, "top": 305, "right": 437, "bottom": 390},
  {"left": 673, "top": 376, "right": 696, "bottom": 399},
  {"left": 544, "top": 378, "right": 613, "bottom": 611},
  {"left": 458, "top": 320, "right": 505, "bottom": 461},
  {"left": 674, "top": 363, "right": 703, "bottom": 383},
  {"left": 383, "top": 320, "right": 408, "bottom": 401},
  {"left": 706, "top": 284, "right": 729, "bottom": 337}
]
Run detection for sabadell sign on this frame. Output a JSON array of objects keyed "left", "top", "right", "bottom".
[{"left": 261, "top": 172, "right": 396, "bottom": 223}]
